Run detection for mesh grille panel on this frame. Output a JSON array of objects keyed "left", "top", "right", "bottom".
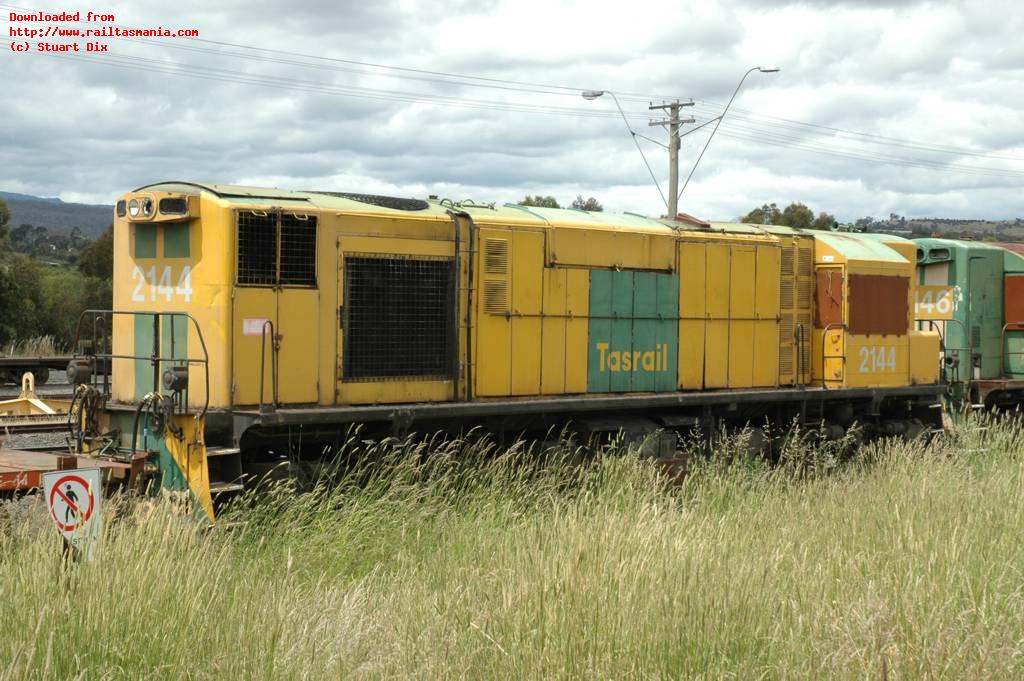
[
  {"left": 237, "top": 212, "right": 317, "bottom": 287},
  {"left": 306, "top": 191, "right": 429, "bottom": 211},
  {"left": 280, "top": 214, "right": 317, "bottom": 286},
  {"left": 237, "top": 212, "right": 277, "bottom": 285},
  {"left": 344, "top": 255, "right": 455, "bottom": 380}
]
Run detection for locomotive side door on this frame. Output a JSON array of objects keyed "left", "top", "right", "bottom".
[
  {"left": 815, "top": 265, "right": 846, "bottom": 386},
  {"left": 231, "top": 210, "right": 320, "bottom": 407}
]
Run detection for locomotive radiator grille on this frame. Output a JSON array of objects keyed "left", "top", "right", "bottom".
[{"left": 343, "top": 254, "right": 455, "bottom": 381}]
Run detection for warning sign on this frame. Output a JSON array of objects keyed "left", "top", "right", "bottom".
[
  {"left": 42, "top": 468, "right": 102, "bottom": 557},
  {"left": 242, "top": 318, "right": 271, "bottom": 336}
]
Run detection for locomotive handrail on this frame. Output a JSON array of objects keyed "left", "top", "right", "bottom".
[
  {"left": 820, "top": 323, "right": 848, "bottom": 390},
  {"left": 258, "top": 319, "right": 279, "bottom": 414},
  {"left": 924, "top": 317, "right": 970, "bottom": 387},
  {"left": 998, "top": 322, "right": 1024, "bottom": 379},
  {"left": 795, "top": 323, "right": 809, "bottom": 387},
  {"left": 919, "top": 318, "right": 972, "bottom": 387},
  {"left": 71, "top": 309, "right": 211, "bottom": 419},
  {"left": 919, "top": 319, "right": 949, "bottom": 386}
]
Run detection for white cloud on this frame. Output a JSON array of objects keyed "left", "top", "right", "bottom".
[{"left": 2, "top": 0, "right": 1024, "bottom": 220}]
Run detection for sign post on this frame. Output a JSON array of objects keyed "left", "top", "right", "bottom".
[{"left": 42, "top": 467, "right": 103, "bottom": 561}]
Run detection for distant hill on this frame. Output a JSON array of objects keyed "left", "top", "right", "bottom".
[
  {"left": 0, "top": 191, "right": 62, "bottom": 204},
  {"left": 867, "top": 216, "right": 1024, "bottom": 242},
  {"left": 0, "top": 191, "right": 112, "bottom": 237}
]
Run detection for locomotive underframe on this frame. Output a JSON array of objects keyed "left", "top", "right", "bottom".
[{"left": 223, "top": 383, "right": 944, "bottom": 458}]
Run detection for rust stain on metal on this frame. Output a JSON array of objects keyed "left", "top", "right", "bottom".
[
  {"left": 815, "top": 270, "right": 844, "bottom": 328},
  {"left": 1004, "top": 275, "right": 1024, "bottom": 327},
  {"left": 848, "top": 274, "right": 908, "bottom": 336}
]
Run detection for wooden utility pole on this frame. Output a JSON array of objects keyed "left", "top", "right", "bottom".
[{"left": 649, "top": 100, "right": 694, "bottom": 218}]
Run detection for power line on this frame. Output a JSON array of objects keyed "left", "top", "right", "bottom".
[
  {"left": 2, "top": 40, "right": 653, "bottom": 120},
  {"left": 11, "top": 38, "right": 1024, "bottom": 182},
  {"left": 4, "top": 3, "right": 1022, "bottom": 163},
  {"left": 5, "top": 13, "right": 1024, "bottom": 180},
  {"left": 0, "top": 5, "right": 674, "bottom": 104},
  {"left": 689, "top": 101, "right": 1024, "bottom": 162},
  {"left": 683, "top": 116, "right": 1024, "bottom": 180}
]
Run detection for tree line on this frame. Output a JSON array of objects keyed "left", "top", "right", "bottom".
[
  {"left": 739, "top": 202, "right": 837, "bottom": 230},
  {"left": 518, "top": 195, "right": 604, "bottom": 211},
  {"left": 0, "top": 198, "right": 113, "bottom": 347}
]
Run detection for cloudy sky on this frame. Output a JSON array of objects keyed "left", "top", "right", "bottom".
[{"left": 2, "top": 0, "right": 1023, "bottom": 221}]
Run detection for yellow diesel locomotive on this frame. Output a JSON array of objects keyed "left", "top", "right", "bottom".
[{"left": 66, "top": 183, "right": 943, "bottom": 518}]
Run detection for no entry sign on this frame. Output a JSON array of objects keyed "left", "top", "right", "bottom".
[{"left": 42, "top": 467, "right": 103, "bottom": 557}]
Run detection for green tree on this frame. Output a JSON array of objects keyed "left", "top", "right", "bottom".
[
  {"left": 571, "top": 195, "right": 604, "bottom": 212},
  {"left": 0, "top": 256, "right": 43, "bottom": 344},
  {"left": 811, "top": 212, "right": 838, "bottom": 231},
  {"left": 518, "top": 195, "right": 560, "bottom": 209},
  {"left": 0, "top": 199, "right": 9, "bottom": 249},
  {"left": 38, "top": 268, "right": 112, "bottom": 343},
  {"left": 780, "top": 202, "right": 815, "bottom": 230},
  {"left": 740, "top": 203, "right": 781, "bottom": 225},
  {"left": 78, "top": 225, "right": 114, "bottom": 280},
  {"left": 742, "top": 202, "right": 838, "bottom": 230},
  {"left": 9, "top": 224, "right": 31, "bottom": 252}
]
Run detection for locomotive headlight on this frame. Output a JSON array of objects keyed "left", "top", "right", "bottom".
[
  {"left": 141, "top": 197, "right": 154, "bottom": 217},
  {"left": 128, "top": 198, "right": 140, "bottom": 217}
]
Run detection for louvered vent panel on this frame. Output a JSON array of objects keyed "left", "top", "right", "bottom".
[
  {"left": 779, "top": 345, "right": 794, "bottom": 376},
  {"left": 484, "top": 239, "right": 509, "bottom": 275},
  {"left": 780, "top": 317, "right": 794, "bottom": 343},
  {"left": 484, "top": 280, "right": 509, "bottom": 314},
  {"left": 780, "top": 280, "right": 795, "bottom": 309},
  {"left": 798, "top": 247, "right": 813, "bottom": 276},
  {"left": 781, "top": 249, "right": 795, "bottom": 276},
  {"left": 797, "top": 280, "right": 811, "bottom": 309}
]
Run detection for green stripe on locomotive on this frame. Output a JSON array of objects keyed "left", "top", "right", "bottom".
[{"left": 587, "top": 270, "right": 678, "bottom": 393}]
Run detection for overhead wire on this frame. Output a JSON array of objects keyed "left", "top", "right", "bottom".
[
  {"left": 1, "top": 39, "right": 654, "bottom": 120},
  {"left": 4, "top": 2, "right": 1024, "bottom": 178},
  {"left": 682, "top": 115, "right": 1024, "bottom": 179},
  {"left": 689, "top": 100, "right": 1024, "bottom": 162},
  {"left": 3, "top": 4, "right": 1021, "bottom": 161},
  {"left": 10, "top": 37, "right": 1024, "bottom": 181}
]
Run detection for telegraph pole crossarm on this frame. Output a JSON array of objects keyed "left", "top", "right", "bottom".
[{"left": 649, "top": 99, "right": 695, "bottom": 218}]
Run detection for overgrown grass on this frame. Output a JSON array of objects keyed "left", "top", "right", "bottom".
[
  {"left": 2, "top": 419, "right": 1024, "bottom": 679},
  {"left": 0, "top": 335, "right": 60, "bottom": 357}
]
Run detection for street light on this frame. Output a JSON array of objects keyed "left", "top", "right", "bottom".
[
  {"left": 677, "top": 65, "right": 780, "bottom": 203},
  {"left": 581, "top": 89, "right": 669, "bottom": 212}
]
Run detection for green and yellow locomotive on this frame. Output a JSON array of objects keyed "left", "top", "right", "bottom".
[{"left": 65, "top": 183, "right": 944, "bottom": 518}]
